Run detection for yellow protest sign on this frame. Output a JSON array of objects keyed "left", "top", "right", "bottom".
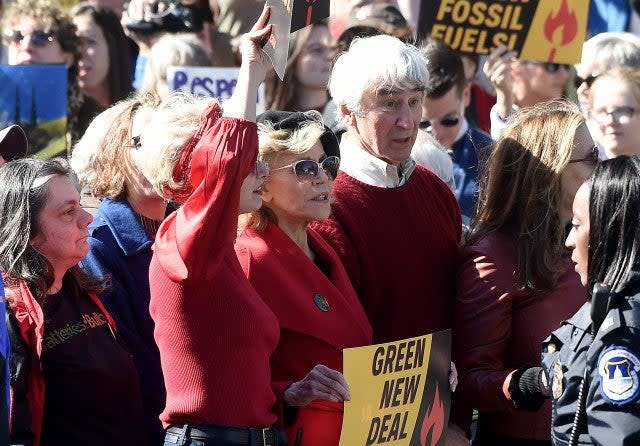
[
  {"left": 340, "top": 330, "right": 451, "bottom": 446},
  {"left": 418, "top": 0, "right": 589, "bottom": 64}
]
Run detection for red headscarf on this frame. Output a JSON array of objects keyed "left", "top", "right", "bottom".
[{"left": 170, "top": 101, "right": 222, "bottom": 203}]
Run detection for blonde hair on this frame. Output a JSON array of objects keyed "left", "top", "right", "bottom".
[
  {"left": 137, "top": 92, "right": 216, "bottom": 198},
  {"left": 470, "top": 100, "right": 585, "bottom": 291},
  {"left": 248, "top": 111, "right": 326, "bottom": 231},
  {"left": 70, "top": 99, "right": 130, "bottom": 188}
]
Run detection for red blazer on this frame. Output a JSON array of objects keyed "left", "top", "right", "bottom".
[
  {"left": 454, "top": 229, "right": 585, "bottom": 440},
  {"left": 235, "top": 223, "right": 372, "bottom": 446}
]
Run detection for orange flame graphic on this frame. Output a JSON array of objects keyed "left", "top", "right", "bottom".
[
  {"left": 543, "top": 0, "right": 578, "bottom": 46},
  {"left": 420, "top": 383, "right": 445, "bottom": 446}
]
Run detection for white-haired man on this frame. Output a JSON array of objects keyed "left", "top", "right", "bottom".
[
  {"left": 313, "top": 34, "right": 460, "bottom": 357},
  {"left": 312, "top": 36, "right": 465, "bottom": 442}
]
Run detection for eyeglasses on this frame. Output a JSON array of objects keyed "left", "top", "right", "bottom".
[
  {"left": 2, "top": 29, "right": 55, "bottom": 47},
  {"left": 419, "top": 115, "right": 460, "bottom": 130},
  {"left": 573, "top": 73, "right": 598, "bottom": 90},
  {"left": 591, "top": 106, "right": 637, "bottom": 124},
  {"left": 130, "top": 135, "right": 142, "bottom": 149},
  {"left": 270, "top": 156, "right": 340, "bottom": 183},
  {"left": 568, "top": 145, "right": 599, "bottom": 164},
  {"left": 253, "top": 158, "right": 269, "bottom": 177}
]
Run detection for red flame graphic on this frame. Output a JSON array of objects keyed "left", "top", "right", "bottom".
[
  {"left": 420, "top": 383, "right": 445, "bottom": 446},
  {"left": 543, "top": 0, "right": 578, "bottom": 46}
]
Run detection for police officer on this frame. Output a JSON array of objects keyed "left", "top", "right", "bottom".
[{"left": 543, "top": 156, "right": 640, "bottom": 445}]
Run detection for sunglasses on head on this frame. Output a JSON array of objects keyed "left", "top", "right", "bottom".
[
  {"left": 574, "top": 74, "right": 598, "bottom": 90},
  {"left": 568, "top": 145, "right": 599, "bottom": 165},
  {"left": 270, "top": 156, "right": 340, "bottom": 183},
  {"left": 3, "top": 29, "right": 55, "bottom": 47},
  {"left": 419, "top": 115, "right": 460, "bottom": 130}
]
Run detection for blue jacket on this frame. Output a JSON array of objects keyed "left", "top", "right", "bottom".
[
  {"left": 450, "top": 126, "right": 493, "bottom": 220},
  {"left": 80, "top": 198, "right": 165, "bottom": 445}
]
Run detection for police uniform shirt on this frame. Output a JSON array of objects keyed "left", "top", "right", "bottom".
[{"left": 542, "top": 296, "right": 640, "bottom": 445}]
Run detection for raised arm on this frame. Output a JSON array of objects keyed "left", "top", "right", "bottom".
[{"left": 222, "top": 4, "right": 272, "bottom": 121}]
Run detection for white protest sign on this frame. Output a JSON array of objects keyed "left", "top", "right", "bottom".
[{"left": 167, "top": 66, "right": 266, "bottom": 114}]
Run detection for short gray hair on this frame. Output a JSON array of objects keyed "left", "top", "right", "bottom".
[
  {"left": 581, "top": 32, "right": 640, "bottom": 73},
  {"left": 329, "top": 35, "right": 428, "bottom": 121}
]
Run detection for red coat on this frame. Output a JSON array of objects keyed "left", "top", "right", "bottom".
[
  {"left": 454, "top": 229, "right": 585, "bottom": 440},
  {"left": 6, "top": 279, "right": 116, "bottom": 446},
  {"left": 235, "top": 223, "right": 372, "bottom": 446}
]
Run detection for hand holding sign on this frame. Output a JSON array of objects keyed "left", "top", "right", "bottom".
[
  {"left": 284, "top": 364, "right": 351, "bottom": 406},
  {"left": 240, "top": 4, "right": 273, "bottom": 83}
]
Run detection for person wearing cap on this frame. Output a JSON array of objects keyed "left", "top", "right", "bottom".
[
  {"left": 420, "top": 38, "right": 493, "bottom": 222},
  {"left": 235, "top": 110, "right": 372, "bottom": 446},
  {"left": 0, "top": 124, "right": 29, "bottom": 166}
]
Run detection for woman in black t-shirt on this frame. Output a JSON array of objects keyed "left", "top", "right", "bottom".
[{"left": 0, "top": 158, "right": 146, "bottom": 446}]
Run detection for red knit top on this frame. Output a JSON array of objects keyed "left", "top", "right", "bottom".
[
  {"left": 149, "top": 117, "right": 279, "bottom": 429},
  {"left": 312, "top": 166, "right": 461, "bottom": 343}
]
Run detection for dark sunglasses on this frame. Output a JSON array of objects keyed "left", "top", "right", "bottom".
[
  {"left": 568, "top": 145, "right": 599, "bottom": 165},
  {"left": 270, "top": 156, "right": 340, "bottom": 183},
  {"left": 3, "top": 29, "right": 55, "bottom": 47},
  {"left": 540, "top": 63, "right": 570, "bottom": 73},
  {"left": 574, "top": 73, "right": 598, "bottom": 90},
  {"left": 130, "top": 135, "right": 142, "bottom": 149},
  {"left": 420, "top": 115, "right": 460, "bottom": 130}
]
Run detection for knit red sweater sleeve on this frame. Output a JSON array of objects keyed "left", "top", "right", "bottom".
[
  {"left": 154, "top": 118, "right": 258, "bottom": 282},
  {"left": 312, "top": 212, "right": 362, "bottom": 294}
]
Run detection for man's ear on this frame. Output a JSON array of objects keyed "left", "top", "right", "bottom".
[{"left": 340, "top": 103, "right": 356, "bottom": 127}]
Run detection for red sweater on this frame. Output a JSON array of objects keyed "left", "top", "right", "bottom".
[
  {"left": 149, "top": 117, "right": 279, "bottom": 429},
  {"left": 312, "top": 166, "right": 461, "bottom": 343}
]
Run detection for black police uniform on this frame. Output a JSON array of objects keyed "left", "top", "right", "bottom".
[{"left": 542, "top": 283, "right": 640, "bottom": 446}]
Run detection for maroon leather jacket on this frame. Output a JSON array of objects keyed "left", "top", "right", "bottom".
[{"left": 454, "top": 229, "right": 585, "bottom": 440}]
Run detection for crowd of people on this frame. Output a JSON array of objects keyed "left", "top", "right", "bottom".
[{"left": 1, "top": 0, "right": 640, "bottom": 445}]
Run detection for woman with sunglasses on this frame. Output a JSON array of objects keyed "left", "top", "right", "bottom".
[
  {"left": 235, "top": 110, "right": 372, "bottom": 446},
  {"left": 71, "top": 92, "right": 168, "bottom": 445},
  {"left": 2, "top": 0, "right": 103, "bottom": 154},
  {"left": 574, "top": 32, "right": 640, "bottom": 116},
  {"left": 589, "top": 68, "right": 640, "bottom": 159},
  {"left": 454, "top": 101, "right": 597, "bottom": 446}
]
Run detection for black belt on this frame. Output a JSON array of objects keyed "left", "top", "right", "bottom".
[{"left": 166, "top": 423, "right": 284, "bottom": 446}]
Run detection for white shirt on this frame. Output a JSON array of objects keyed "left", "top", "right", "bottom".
[{"left": 339, "top": 132, "right": 416, "bottom": 188}]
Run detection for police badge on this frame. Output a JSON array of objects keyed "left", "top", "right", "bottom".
[{"left": 598, "top": 346, "right": 640, "bottom": 405}]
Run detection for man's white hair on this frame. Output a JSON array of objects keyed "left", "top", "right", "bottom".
[{"left": 329, "top": 34, "right": 428, "bottom": 124}]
